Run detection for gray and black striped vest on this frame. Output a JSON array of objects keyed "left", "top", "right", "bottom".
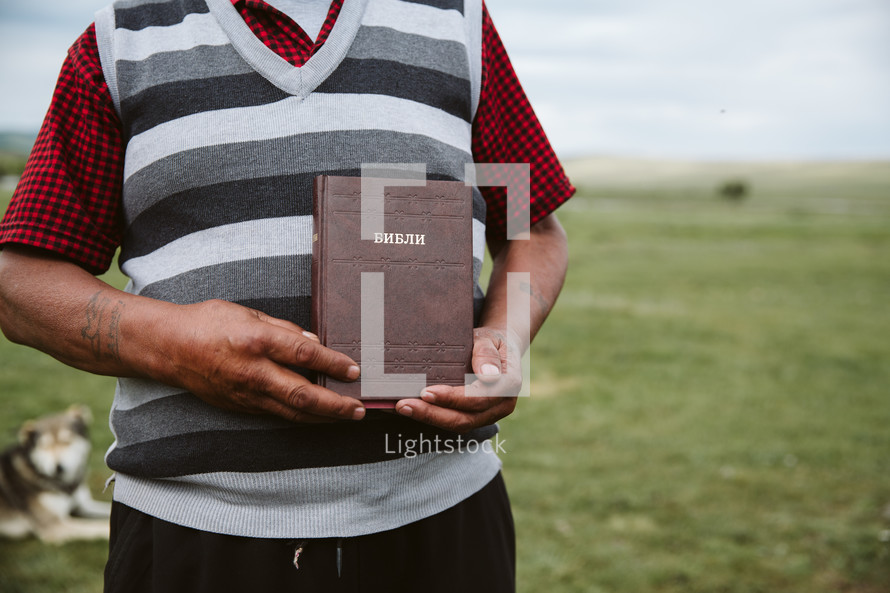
[{"left": 94, "top": 0, "right": 500, "bottom": 538}]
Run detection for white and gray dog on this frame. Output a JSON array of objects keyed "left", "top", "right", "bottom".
[{"left": 0, "top": 405, "right": 111, "bottom": 543}]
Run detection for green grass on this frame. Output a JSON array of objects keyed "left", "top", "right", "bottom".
[
  {"left": 1, "top": 160, "right": 889, "bottom": 592},
  {"left": 506, "top": 159, "right": 890, "bottom": 592}
]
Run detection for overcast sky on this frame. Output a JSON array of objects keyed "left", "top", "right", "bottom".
[{"left": 1, "top": 0, "right": 888, "bottom": 160}]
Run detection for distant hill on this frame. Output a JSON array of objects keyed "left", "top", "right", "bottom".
[
  {"left": 563, "top": 156, "right": 890, "bottom": 202},
  {"left": 563, "top": 156, "right": 890, "bottom": 189}
]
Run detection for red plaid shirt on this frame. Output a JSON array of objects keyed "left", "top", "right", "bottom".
[{"left": 0, "top": 0, "right": 574, "bottom": 274}]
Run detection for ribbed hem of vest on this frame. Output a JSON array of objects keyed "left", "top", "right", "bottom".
[{"left": 111, "top": 448, "right": 502, "bottom": 538}]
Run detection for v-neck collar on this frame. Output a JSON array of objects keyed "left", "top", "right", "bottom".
[{"left": 206, "top": 0, "right": 369, "bottom": 98}]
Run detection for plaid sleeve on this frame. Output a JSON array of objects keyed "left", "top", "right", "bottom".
[
  {"left": 0, "top": 24, "right": 124, "bottom": 275},
  {"left": 472, "top": 3, "right": 575, "bottom": 240}
]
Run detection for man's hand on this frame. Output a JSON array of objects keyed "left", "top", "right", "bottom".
[
  {"left": 394, "top": 326, "right": 521, "bottom": 432},
  {"left": 156, "top": 299, "right": 365, "bottom": 423}
]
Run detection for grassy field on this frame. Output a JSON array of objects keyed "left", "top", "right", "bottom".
[{"left": 1, "top": 159, "right": 889, "bottom": 592}]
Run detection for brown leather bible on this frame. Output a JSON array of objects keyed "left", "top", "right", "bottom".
[{"left": 311, "top": 175, "right": 474, "bottom": 408}]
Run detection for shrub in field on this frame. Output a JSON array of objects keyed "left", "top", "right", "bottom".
[{"left": 718, "top": 179, "right": 749, "bottom": 202}]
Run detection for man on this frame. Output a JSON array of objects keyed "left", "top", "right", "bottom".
[{"left": 0, "top": 0, "right": 573, "bottom": 590}]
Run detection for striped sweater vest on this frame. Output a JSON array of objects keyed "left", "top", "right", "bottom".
[{"left": 94, "top": 0, "right": 501, "bottom": 538}]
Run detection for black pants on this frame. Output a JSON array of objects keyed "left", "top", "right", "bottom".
[{"left": 105, "top": 473, "right": 515, "bottom": 593}]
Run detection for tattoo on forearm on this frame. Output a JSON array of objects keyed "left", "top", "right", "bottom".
[
  {"left": 82, "top": 291, "right": 125, "bottom": 363},
  {"left": 107, "top": 302, "right": 124, "bottom": 361},
  {"left": 81, "top": 292, "right": 104, "bottom": 359},
  {"left": 520, "top": 281, "right": 550, "bottom": 314}
]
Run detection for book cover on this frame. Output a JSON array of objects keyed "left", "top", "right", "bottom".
[{"left": 311, "top": 175, "right": 474, "bottom": 408}]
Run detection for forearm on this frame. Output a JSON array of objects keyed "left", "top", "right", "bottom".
[
  {"left": 480, "top": 213, "right": 569, "bottom": 351},
  {"left": 0, "top": 246, "right": 173, "bottom": 380}
]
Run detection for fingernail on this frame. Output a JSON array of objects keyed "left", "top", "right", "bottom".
[
  {"left": 398, "top": 405, "right": 413, "bottom": 417},
  {"left": 481, "top": 363, "right": 500, "bottom": 376},
  {"left": 352, "top": 407, "right": 365, "bottom": 420},
  {"left": 347, "top": 365, "right": 361, "bottom": 380},
  {"left": 421, "top": 390, "right": 435, "bottom": 403},
  {"left": 302, "top": 331, "right": 318, "bottom": 339}
]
